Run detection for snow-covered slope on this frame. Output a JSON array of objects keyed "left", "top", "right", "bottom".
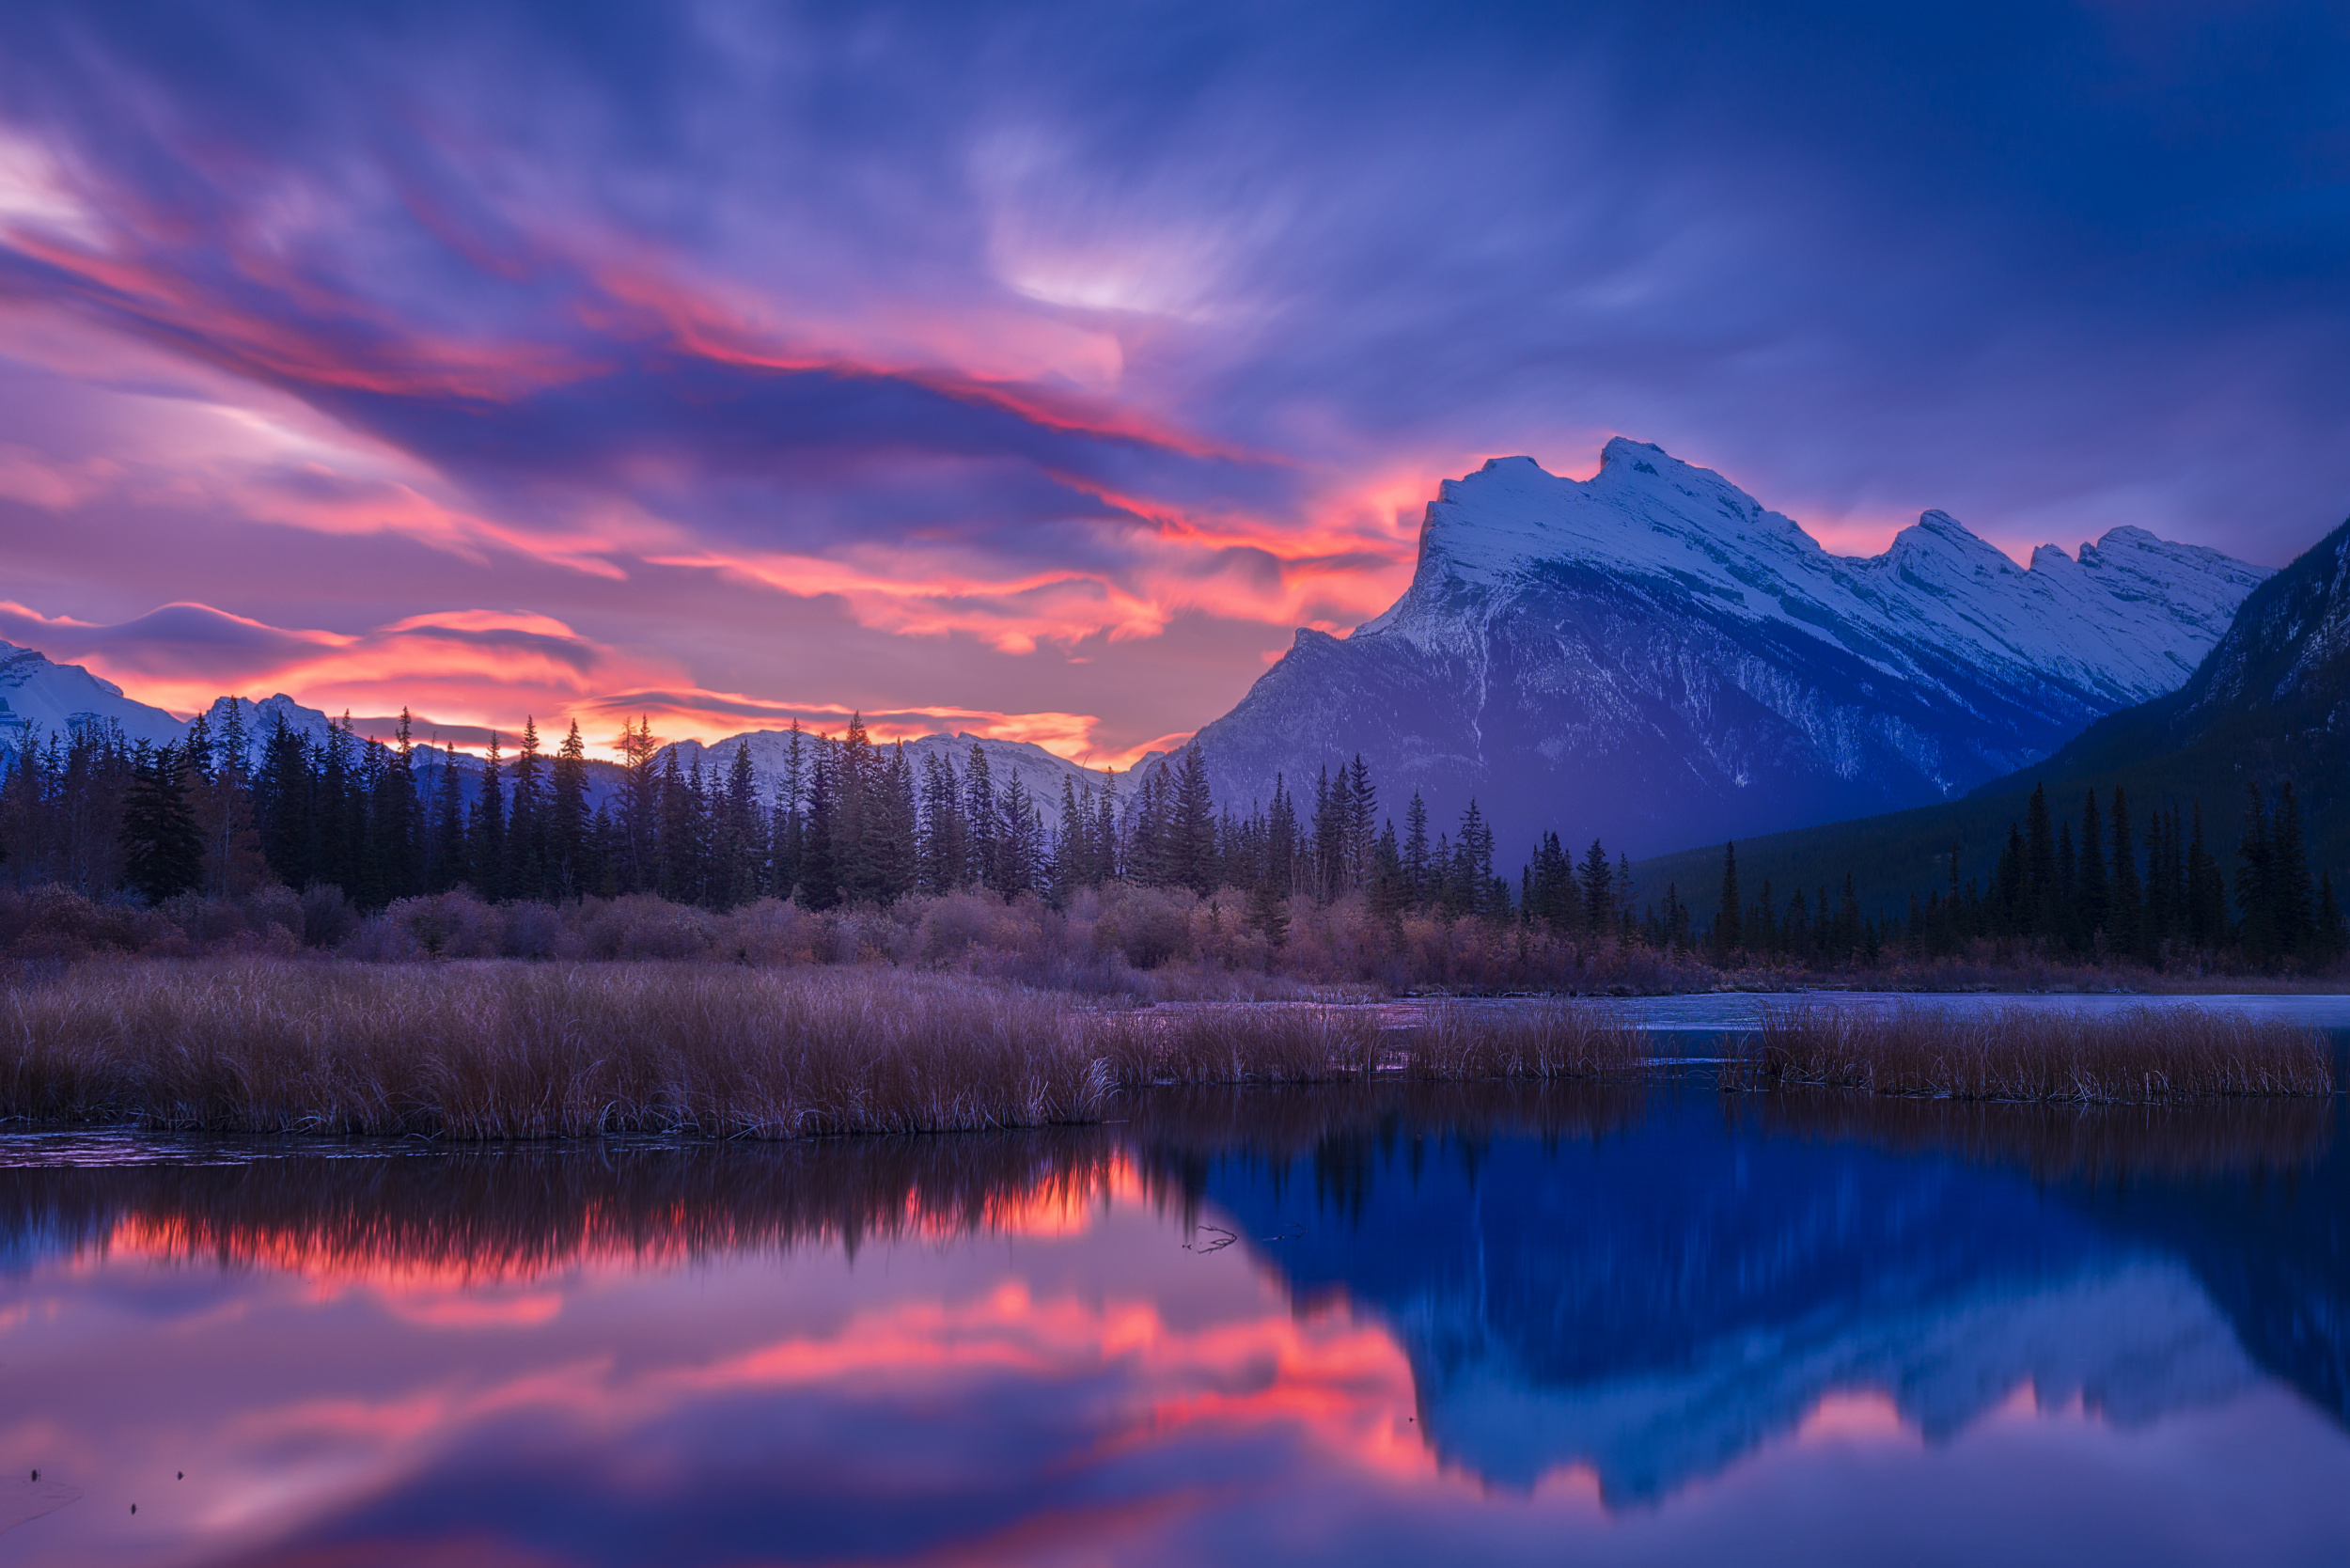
[
  {"left": 0, "top": 642, "right": 189, "bottom": 753},
  {"left": 1190, "top": 439, "right": 2268, "bottom": 855},
  {"left": 665, "top": 729, "right": 1108, "bottom": 808}
]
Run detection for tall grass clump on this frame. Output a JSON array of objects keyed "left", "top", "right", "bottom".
[
  {"left": 1093, "top": 1004, "right": 1385, "bottom": 1088},
  {"left": 1727, "top": 1004, "right": 2332, "bottom": 1104},
  {"left": 0, "top": 960, "right": 1111, "bottom": 1138},
  {"left": 1400, "top": 1000, "right": 1642, "bottom": 1080}
]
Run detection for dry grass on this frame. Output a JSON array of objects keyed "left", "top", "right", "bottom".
[
  {"left": 1094, "top": 1004, "right": 1385, "bottom": 1087},
  {"left": 0, "top": 960, "right": 1110, "bottom": 1138},
  {"left": 1400, "top": 1000, "right": 1643, "bottom": 1080},
  {"left": 1726, "top": 1004, "right": 2334, "bottom": 1104},
  {"left": 0, "top": 961, "right": 1658, "bottom": 1139}
]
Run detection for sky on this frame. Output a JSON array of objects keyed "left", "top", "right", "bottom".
[{"left": 1, "top": 0, "right": 2346, "bottom": 764}]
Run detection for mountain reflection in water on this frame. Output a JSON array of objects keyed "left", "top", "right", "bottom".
[{"left": 0, "top": 1084, "right": 2344, "bottom": 1566}]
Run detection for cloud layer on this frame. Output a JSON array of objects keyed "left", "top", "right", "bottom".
[{"left": 2, "top": 0, "right": 2346, "bottom": 760}]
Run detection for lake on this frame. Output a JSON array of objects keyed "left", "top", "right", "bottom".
[{"left": 2, "top": 1049, "right": 2346, "bottom": 1563}]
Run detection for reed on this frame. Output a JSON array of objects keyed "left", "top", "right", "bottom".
[
  {"left": 1093, "top": 1003, "right": 1385, "bottom": 1087},
  {"left": 1399, "top": 999, "right": 1643, "bottom": 1080},
  {"left": 0, "top": 961, "right": 1110, "bottom": 1138},
  {"left": 0, "top": 961, "right": 1657, "bottom": 1139},
  {"left": 1727, "top": 1004, "right": 2333, "bottom": 1104}
]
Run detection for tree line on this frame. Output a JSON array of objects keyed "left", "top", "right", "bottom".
[
  {"left": 5, "top": 705, "right": 2342, "bottom": 971},
  {"left": 1, "top": 710, "right": 1647, "bottom": 948},
  {"left": 1706, "top": 780, "right": 2348, "bottom": 970}
]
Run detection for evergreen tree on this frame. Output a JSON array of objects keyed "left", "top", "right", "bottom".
[
  {"left": 918, "top": 749, "right": 965, "bottom": 894},
  {"left": 963, "top": 743, "right": 997, "bottom": 892},
  {"left": 119, "top": 743, "right": 205, "bottom": 902},
  {"left": 1713, "top": 841, "right": 1742, "bottom": 959},
  {"left": 1578, "top": 838, "right": 1611, "bottom": 934},
  {"left": 1402, "top": 792, "right": 1430, "bottom": 910},
  {"left": 468, "top": 731, "right": 506, "bottom": 898},
  {"left": 2076, "top": 788, "right": 2107, "bottom": 945},
  {"left": 1172, "top": 746, "right": 1217, "bottom": 894},
  {"left": 550, "top": 722, "right": 592, "bottom": 899}
]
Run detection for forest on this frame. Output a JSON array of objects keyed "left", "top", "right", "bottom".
[{"left": 1, "top": 707, "right": 2342, "bottom": 980}]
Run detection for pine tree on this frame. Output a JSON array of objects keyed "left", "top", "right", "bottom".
[
  {"left": 1402, "top": 792, "right": 1430, "bottom": 910},
  {"left": 1578, "top": 838, "right": 1611, "bottom": 934},
  {"left": 550, "top": 721, "right": 591, "bottom": 900},
  {"left": 2025, "top": 783, "right": 2057, "bottom": 935},
  {"left": 119, "top": 743, "right": 205, "bottom": 903},
  {"left": 1713, "top": 841, "right": 1742, "bottom": 959},
  {"left": 615, "top": 717, "right": 661, "bottom": 895},
  {"left": 1173, "top": 746, "right": 1216, "bottom": 895},
  {"left": 2108, "top": 787, "right": 2142, "bottom": 961},
  {"left": 468, "top": 731, "right": 506, "bottom": 899},
  {"left": 2076, "top": 789, "right": 2107, "bottom": 947},
  {"left": 963, "top": 744, "right": 997, "bottom": 892},
  {"left": 918, "top": 749, "right": 965, "bottom": 894}
]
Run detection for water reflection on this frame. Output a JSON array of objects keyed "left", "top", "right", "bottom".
[{"left": 0, "top": 1086, "right": 2344, "bottom": 1565}]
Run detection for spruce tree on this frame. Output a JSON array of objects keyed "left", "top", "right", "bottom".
[
  {"left": 2076, "top": 789, "right": 2107, "bottom": 946},
  {"left": 119, "top": 743, "right": 205, "bottom": 903},
  {"left": 551, "top": 722, "right": 591, "bottom": 900},
  {"left": 963, "top": 744, "right": 997, "bottom": 892},
  {"left": 1713, "top": 841, "right": 1741, "bottom": 959},
  {"left": 1173, "top": 746, "right": 1216, "bottom": 894},
  {"left": 468, "top": 731, "right": 506, "bottom": 898}
]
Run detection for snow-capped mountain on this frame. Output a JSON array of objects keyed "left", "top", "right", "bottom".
[
  {"left": 1188, "top": 439, "right": 2268, "bottom": 857},
  {"left": 0, "top": 641, "right": 189, "bottom": 752},
  {"left": 666, "top": 729, "right": 1109, "bottom": 808}
]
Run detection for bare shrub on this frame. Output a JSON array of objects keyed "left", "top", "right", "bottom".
[
  {"left": 1729, "top": 1004, "right": 2332, "bottom": 1104},
  {"left": 577, "top": 895, "right": 719, "bottom": 961}
]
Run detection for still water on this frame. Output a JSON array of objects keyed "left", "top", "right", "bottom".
[{"left": 1, "top": 1073, "right": 2345, "bottom": 1564}]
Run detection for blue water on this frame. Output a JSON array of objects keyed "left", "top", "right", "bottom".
[{"left": 0, "top": 1070, "right": 2344, "bottom": 1564}]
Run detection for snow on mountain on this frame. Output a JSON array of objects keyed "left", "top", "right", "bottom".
[
  {"left": 1190, "top": 439, "right": 2269, "bottom": 857},
  {"left": 0, "top": 641, "right": 189, "bottom": 753},
  {"left": 666, "top": 729, "right": 1110, "bottom": 808}
]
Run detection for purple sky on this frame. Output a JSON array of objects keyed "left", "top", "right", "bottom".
[{"left": 2, "top": 0, "right": 2346, "bottom": 760}]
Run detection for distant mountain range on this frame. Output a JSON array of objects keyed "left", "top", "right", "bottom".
[
  {"left": 1634, "top": 510, "right": 2350, "bottom": 917},
  {"left": 0, "top": 644, "right": 1098, "bottom": 822},
  {"left": 1188, "top": 439, "right": 2264, "bottom": 857},
  {"left": 0, "top": 440, "right": 2286, "bottom": 869}
]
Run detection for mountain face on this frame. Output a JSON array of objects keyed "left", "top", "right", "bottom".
[
  {"left": 1629, "top": 510, "right": 2350, "bottom": 917},
  {"left": 0, "top": 642, "right": 189, "bottom": 754},
  {"left": 1187, "top": 440, "right": 2266, "bottom": 857}
]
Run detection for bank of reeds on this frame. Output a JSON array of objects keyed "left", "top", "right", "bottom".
[
  {"left": 1400, "top": 1000, "right": 1643, "bottom": 1079},
  {"left": 0, "top": 960, "right": 1654, "bottom": 1139},
  {"left": 1726, "top": 1004, "right": 2333, "bottom": 1104},
  {"left": 0, "top": 961, "right": 1113, "bottom": 1138}
]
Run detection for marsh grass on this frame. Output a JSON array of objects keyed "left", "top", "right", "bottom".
[
  {"left": 1400, "top": 999, "right": 1643, "bottom": 1080},
  {"left": 1727, "top": 1004, "right": 2333, "bottom": 1104},
  {"left": 0, "top": 961, "right": 1652, "bottom": 1139},
  {"left": 0, "top": 961, "right": 1111, "bottom": 1137}
]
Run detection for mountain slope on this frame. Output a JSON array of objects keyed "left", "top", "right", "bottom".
[
  {"left": 0, "top": 642, "right": 190, "bottom": 753},
  {"left": 1188, "top": 440, "right": 2265, "bottom": 857},
  {"left": 1632, "top": 512, "right": 2350, "bottom": 916}
]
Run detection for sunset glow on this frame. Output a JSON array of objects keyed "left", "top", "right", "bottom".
[{"left": 3, "top": 2, "right": 2343, "bottom": 754}]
